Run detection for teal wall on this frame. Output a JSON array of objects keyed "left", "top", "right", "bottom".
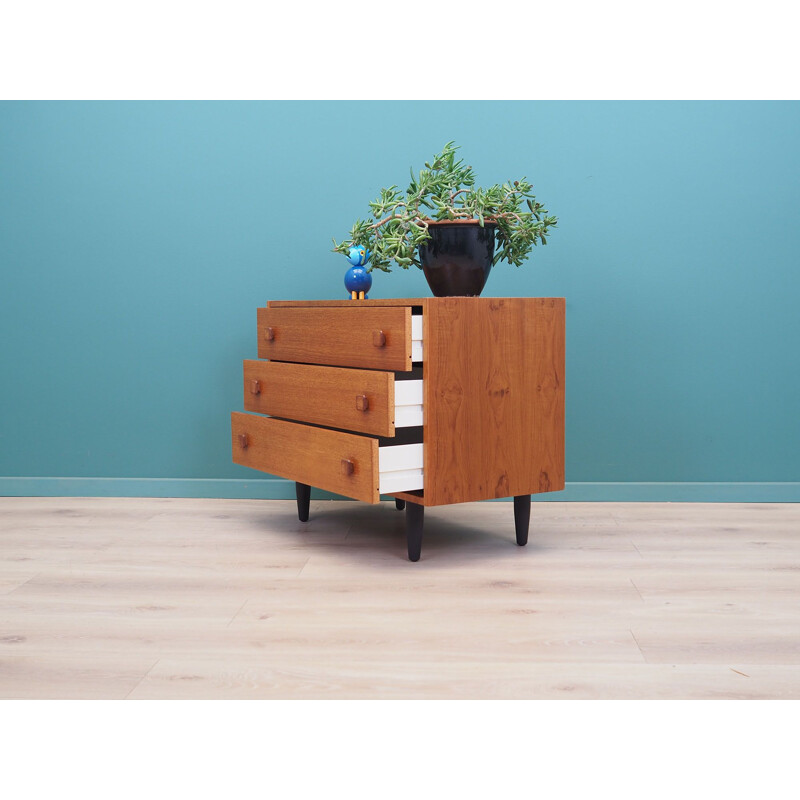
[{"left": 1, "top": 101, "right": 799, "bottom": 500}]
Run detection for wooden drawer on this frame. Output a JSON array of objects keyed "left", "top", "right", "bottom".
[
  {"left": 231, "top": 413, "right": 423, "bottom": 504},
  {"left": 257, "top": 306, "right": 419, "bottom": 371},
  {"left": 243, "top": 361, "right": 422, "bottom": 437}
]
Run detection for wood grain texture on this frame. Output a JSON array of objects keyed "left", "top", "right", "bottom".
[
  {"left": 257, "top": 306, "right": 413, "bottom": 371},
  {"left": 422, "top": 297, "right": 565, "bottom": 506},
  {"left": 268, "top": 299, "right": 430, "bottom": 308},
  {"left": 2, "top": 498, "right": 799, "bottom": 699},
  {"left": 231, "top": 413, "right": 380, "bottom": 503},
  {"left": 243, "top": 360, "right": 396, "bottom": 437}
]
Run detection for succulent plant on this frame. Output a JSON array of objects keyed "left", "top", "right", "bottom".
[{"left": 332, "top": 141, "right": 557, "bottom": 273}]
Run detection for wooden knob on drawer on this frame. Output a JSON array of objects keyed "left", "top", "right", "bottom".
[
  {"left": 341, "top": 459, "right": 355, "bottom": 476},
  {"left": 238, "top": 433, "right": 249, "bottom": 449},
  {"left": 249, "top": 379, "right": 261, "bottom": 395},
  {"left": 264, "top": 326, "right": 275, "bottom": 341},
  {"left": 372, "top": 330, "right": 386, "bottom": 348},
  {"left": 355, "top": 395, "right": 369, "bottom": 412}
]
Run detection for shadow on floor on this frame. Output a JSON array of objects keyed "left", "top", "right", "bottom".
[{"left": 251, "top": 500, "right": 541, "bottom": 566}]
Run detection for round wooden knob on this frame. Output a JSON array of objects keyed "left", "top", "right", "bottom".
[
  {"left": 341, "top": 459, "right": 355, "bottom": 476},
  {"left": 355, "top": 395, "right": 369, "bottom": 412},
  {"left": 249, "top": 379, "right": 261, "bottom": 395},
  {"left": 264, "top": 327, "right": 275, "bottom": 341},
  {"left": 238, "top": 433, "right": 249, "bottom": 449},
  {"left": 372, "top": 330, "right": 386, "bottom": 348}
]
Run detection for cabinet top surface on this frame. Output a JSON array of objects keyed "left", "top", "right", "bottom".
[{"left": 267, "top": 297, "right": 564, "bottom": 308}]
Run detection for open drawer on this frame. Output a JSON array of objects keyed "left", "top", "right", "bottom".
[
  {"left": 243, "top": 360, "right": 422, "bottom": 437},
  {"left": 258, "top": 306, "right": 423, "bottom": 371},
  {"left": 231, "top": 413, "right": 423, "bottom": 504}
]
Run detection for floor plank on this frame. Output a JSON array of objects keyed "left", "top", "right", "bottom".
[{"left": 127, "top": 659, "right": 800, "bottom": 700}]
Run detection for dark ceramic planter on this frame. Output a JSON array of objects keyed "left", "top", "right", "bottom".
[{"left": 418, "top": 220, "right": 497, "bottom": 297}]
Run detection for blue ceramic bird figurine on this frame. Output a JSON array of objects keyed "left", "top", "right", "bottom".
[{"left": 345, "top": 245, "right": 372, "bottom": 299}]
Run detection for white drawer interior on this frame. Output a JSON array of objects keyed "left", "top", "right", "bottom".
[
  {"left": 411, "top": 315, "right": 423, "bottom": 361},
  {"left": 378, "top": 442, "right": 423, "bottom": 493},
  {"left": 394, "top": 378, "right": 423, "bottom": 428}
]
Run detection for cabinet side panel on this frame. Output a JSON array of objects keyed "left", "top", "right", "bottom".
[{"left": 424, "top": 298, "right": 564, "bottom": 505}]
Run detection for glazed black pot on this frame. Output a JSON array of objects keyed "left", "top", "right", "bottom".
[{"left": 418, "top": 220, "right": 497, "bottom": 297}]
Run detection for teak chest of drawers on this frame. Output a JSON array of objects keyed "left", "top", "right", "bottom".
[{"left": 231, "top": 297, "right": 565, "bottom": 561}]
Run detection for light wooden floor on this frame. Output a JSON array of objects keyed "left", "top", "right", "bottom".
[{"left": 1, "top": 497, "right": 798, "bottom": 699}]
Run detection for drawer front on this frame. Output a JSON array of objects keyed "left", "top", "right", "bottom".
[
  {"left": 257, "top": 306, "right": 413, "bottom": 371},
  {"left": 243, "top": 360, "right": 395, "bottom": 437},
  {"left": 232, "top": 412, "right": 380, "bottom": 503}
]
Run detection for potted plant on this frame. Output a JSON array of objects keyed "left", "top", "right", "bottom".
[{"left": 332, "top": 141, "right": 557, "bottom": 297}]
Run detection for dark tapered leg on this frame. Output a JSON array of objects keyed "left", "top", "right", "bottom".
[
  {"left": 395, "top": 498, "right": 406, "bottom": 511},
  {"left": 514, "top": 494, "right": 531, "bottom": 546},
  {"left": 295, "top": 482, "right": 311, "bottom": 522},
  {"left": 406, "top": 502, "right": 424, "bottom": 562}
]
